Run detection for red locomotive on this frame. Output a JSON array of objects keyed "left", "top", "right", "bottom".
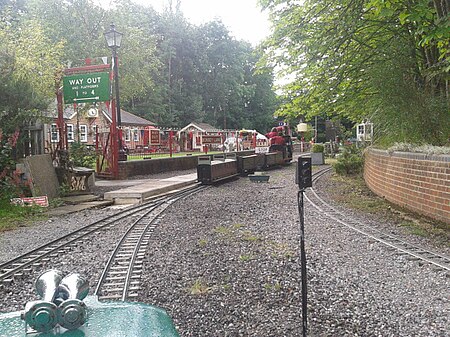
[{"left": 265, "top": 125, "right": 293, "bottom": 163}]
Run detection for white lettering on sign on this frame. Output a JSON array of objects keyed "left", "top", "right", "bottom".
[
  {"left": 87, "top": 77, "right": 102, "bottom": 84},
  {"left": 69, "top": 79, "right": 83, "bottom": 85},
  {"left": 68, "top": 76, "right": 102, "bottom": 86}
]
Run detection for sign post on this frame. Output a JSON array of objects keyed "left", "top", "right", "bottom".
[{"left": 61, "top": 63, "right": 116, "bottom": 178}]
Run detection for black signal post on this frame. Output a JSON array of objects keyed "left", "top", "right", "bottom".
[{"left": 296, "top": 156, "right": 312, "bottom": 337}]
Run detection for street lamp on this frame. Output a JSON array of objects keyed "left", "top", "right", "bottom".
[
  {"left": 104, "top": 23, "right": 123, "bottom": 126},
  {"left": 104, "top": 23, "right": 126, "bottom": 162},
  {"left": 297, "top": 122, "right": 308, "bottom": 152}
]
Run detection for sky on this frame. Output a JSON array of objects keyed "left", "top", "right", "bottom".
[{"left": 98, "top": 0, "right": 271, "bottom": 45}]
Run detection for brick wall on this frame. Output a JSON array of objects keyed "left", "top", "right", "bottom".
[{"left": 364, "top": 148, "right": 450, "bottom": 224}]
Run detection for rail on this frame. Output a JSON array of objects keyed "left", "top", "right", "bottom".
[
  {"left": 94, "top": 185, "right": 206, "bottom": 301},
  {"left": 0, "top": 185, "right": 205, "bottom": 284},
  {"left": 305, "top": 168, "right": 450, "bottom": 273}
]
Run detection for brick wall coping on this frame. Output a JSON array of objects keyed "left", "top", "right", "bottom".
[{"left": 368, "top": 148, "right": 450, "bottom": 163}]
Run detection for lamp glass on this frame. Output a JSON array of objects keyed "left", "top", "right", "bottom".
[
  {"left": 104, "top": 25, "right": 123, "bottom": 48},
  {"left": 297, "top": 123, "right": 308, "bottom": 132}
]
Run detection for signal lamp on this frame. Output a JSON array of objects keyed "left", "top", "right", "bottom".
[{"left": 296, "top": 157, "right": 312, "bottom": 189}]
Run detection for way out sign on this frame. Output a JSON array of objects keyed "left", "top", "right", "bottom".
[{"left": 63, "top": 72, "right": 110, "bottom": 104}]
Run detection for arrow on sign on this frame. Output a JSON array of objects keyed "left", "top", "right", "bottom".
[{"left": 74, "top": 97, "right": 100, "bottom": 102}]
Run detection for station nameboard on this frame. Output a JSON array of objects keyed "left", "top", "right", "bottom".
[{"left": 63, "top": 72, "right": 110, "bottom": 104}]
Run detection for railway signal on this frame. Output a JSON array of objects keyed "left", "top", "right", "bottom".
[
  {"left": 296, "top": 157, "right": 312, "bottom": 189},
  {"left": 296, "top": 156, "right": 312, "bottom": 337}
]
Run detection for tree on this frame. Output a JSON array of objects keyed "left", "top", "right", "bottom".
[
  {"left": 1, "top": 0, "right": 280, "bottom": 140},
  {"left": 0, "top": 3, "right": 64, "bottom": 135},
  {"left": 259, "top": 0, "right": 449, "bottom": 145}
]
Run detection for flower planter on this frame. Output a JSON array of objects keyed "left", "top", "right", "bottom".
[{"left": 311, "top": 152, "right": 325, "bottom": 165}]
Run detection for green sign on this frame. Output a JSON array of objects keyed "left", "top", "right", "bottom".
[{"left": 63, "top": 72, "right": 110, "bottom": 104}]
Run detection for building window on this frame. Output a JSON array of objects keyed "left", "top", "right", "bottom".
[
  {"left": 50, "top": 123, "right": 59, "bottom": 143},
  {"left": 79, "top": 125, "right": 87, "bottom": 142},
  {"left": 124, "top": 128, "right": 131, "bottom": 141},
  {"left": 133, "top": 129, "right": 139, "bottom": 142},
  {"left": 67, "top": 124, "right": 74, "bottom": 142}
]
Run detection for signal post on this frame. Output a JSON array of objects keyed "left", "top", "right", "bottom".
[{"left": 296, "top": 157, "right": 312, "bottom": 337}]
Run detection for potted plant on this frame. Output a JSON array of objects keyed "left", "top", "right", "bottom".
[{"left": 311, "top": 144, "right": 325, "bottom": 165}]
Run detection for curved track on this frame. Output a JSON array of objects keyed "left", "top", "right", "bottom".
[
  {"left": 305, "top": 167, "right": 450, "bottom": 272},
  {"left": 0, "top": 184, "right": 205, "bottom": 284}
]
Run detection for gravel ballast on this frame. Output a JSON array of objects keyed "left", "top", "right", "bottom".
[{"left": 0, "top": 163, "right": 448, "bottom": 337}]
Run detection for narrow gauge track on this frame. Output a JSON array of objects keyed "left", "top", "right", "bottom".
[
  {"left": 93, "top": 184, "right": 205, "bottom": 301},
  {"left": 0, "top": 184, "right": 205, "bottom": 284},
  {"left": 306, "top": 167, "right": 450, "bottom": 273}
]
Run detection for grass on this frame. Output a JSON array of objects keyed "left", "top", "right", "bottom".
[
  {"left": 127, "top": 151, "right": 224, "bottom": 161},
  {"left": 241, "top": 231, "right": 262, "bottom": 242},
  {"left": 264, "top": 282, "right": 282, "bottom": 291},
  {"left": 239, "top": 254, "right": 253, "bottom": 262},
  {"left": 329, "top": 174, "right": 388, "bottom": 214},
  {"left": 328, "top": 173, "right": 450, "bottom": 246},
  {"left": 400, "top": 221, "right": 428, "bottom": 237},
  {"left": 213, "top": 225, "right": 296, "bottom": 261},
  {"left": 189, "top": 279, "right": 211, "bottom": 295},
  {"left": 268, "top": 241, "right": 296, "bottom": 259},
  {"left": 0, "top": 198, "right": 47, "bottom": 232},
  {"left": 233, "top": 223, "right": 246, "bottom": 230},
  {"left": 213, "top": 226, "right": 232, "bottom": 235}
]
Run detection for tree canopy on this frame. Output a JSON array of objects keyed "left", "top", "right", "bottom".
[
  {"left": 0, "top": 0, "right": 278, "bottom": 137},
  {"left": 259, "top": 0, "right": 449, "bottom": 145}
]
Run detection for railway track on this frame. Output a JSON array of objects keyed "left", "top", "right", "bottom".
[
  {"left": 93, "top": 185, "right": 205, "bottom": 301},
  {"left": 0, "top": 184, "right": 205, "bottom": 284},
  {"left": 306, "top": 167, "right": 450, "bottom": 273}
]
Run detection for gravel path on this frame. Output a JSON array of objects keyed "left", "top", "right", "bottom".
[{"left": 0, "top": 163, "right": 448, "bottom": 337}]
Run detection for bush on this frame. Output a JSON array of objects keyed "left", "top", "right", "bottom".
[
  {"left": 0, "top": 130, "right": 32, "bottom": 200},
  {"left": 333, "top": 145, "right": 364, "bottom": 175},
  {"left": 70, "top": 142, "right": 96, "bottom": 168},
  {"left": 312, "top": 144, "right": 324, "bottom": 153},
  {"left": 387, "top": 143, "right": 450, "bottom": 155}
]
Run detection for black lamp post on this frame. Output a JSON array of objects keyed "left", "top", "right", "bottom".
[
  {"left": 104, "top": 23, "right": 123, "bottom": 126},
  {"left": 104, "top": 23, "right": 126, "bottom": 161}
]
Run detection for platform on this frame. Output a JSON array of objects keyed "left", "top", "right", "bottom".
[
  {"left": 103, "top": 173, "right": 198, "bottom": 204},
  {"left": 47, "top": 200, "right": 114, "bottom": 216}
]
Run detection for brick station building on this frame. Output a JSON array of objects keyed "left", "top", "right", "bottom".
[{"left": 42, "top": 103, "right": 156, "bottom": 153}]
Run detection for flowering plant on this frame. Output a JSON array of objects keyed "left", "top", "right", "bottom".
[{"left": 0, "top": 129, "right": 32, "bottom": 200}]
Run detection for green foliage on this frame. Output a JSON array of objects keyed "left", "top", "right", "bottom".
[
  {"left": 312, "top": 144, "right": 324, "bottom": 153},
  {"left": 189, "top": 279, "right": 211, "bottom": 295},
  {"left": 0, "top": 130, "right": 32, "bottom": 200},
  {"left": 0, "top": 198, "right": 46, "bottom": 232},
  {"left": 367, "top": 0, "right": 450, "bottom": 63},
  {"left": 260, "top": 0, "right": 449, "bottom": 146},
  {"left": 387, "top": 143, "right": 450, "bottom": 155},
  {"left": 58, "top": 183, "right": 71, "bottom": 197},
  {"left": 1, "top": 0, "right": 279, "bottom": 142},
  {"left": 333, "top": 145, "right": 364, "bottom": 176},
  {"left": 0, "top": 9, "right": 64, "bottom": 143},
  {"left": 69, "top": 142, "right": 96, "bottom": 168}
]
